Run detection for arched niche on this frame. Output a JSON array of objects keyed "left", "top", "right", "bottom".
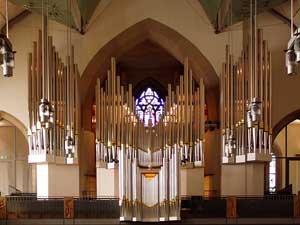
[
  {"left": 0, "top": 111, "right": 27, "bottom": 139},
  {"left": 272, "top": 114, "right": 300, "bottom": 194},
  {"left": 79, "top": 18, "right": 221, "bottom": 196},
  {"left": 80, "top": 18, "right": 219, "bottom": 130},
  {"left": 133, "top": 77, "right": 167, "bottom": 99},
  {"left": 273, "top": 109, "right": 300, "bottom": 141},
  {"left": 0, "top": 111, "right": 35, "bottom": 196}
]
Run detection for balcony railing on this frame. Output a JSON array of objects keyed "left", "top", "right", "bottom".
[{"left": 0, "top": 194, "right": 299, "bottom": 220}]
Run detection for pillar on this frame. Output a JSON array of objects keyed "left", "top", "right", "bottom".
[
  {"left": 96, "top": 162, "right": 119, "bottom": 197},
  {"left": 29, "top": 156, "right": 79, "bottom": 197},
  {"left": 180, "top": 163, "right": 204, "bottom": 196},
  {"left": 221, "top": 162, "right": 266, "bottom": 196}
]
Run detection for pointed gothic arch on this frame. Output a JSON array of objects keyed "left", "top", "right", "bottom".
[
  {"left": 80, "top": 18, "right": 220, "bottom": 130},
  {"left": 0, "top": 111, "right": 27, "bottom": 140}
]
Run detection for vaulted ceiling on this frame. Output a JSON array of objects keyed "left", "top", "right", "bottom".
[
  {"left": 8, "top": 0, "right": 104, "bottom": 33},
  {"left": 1, "top": 0, "right": 299, "bottom": 36},
  {"left": 199, "top": 0, "right": 294, "bottom": 33}
]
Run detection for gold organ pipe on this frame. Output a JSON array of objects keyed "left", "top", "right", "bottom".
[
  {"left": 32, "top": 42, "right": 37, "bottom": 126},
  {"left": 180, "top": 75, "right": 184, "bottom": 146},
  {"left": 168, "top": 84, "right": 171, "bottom": 146},
  {"left": 221, "top": 63, "right": 226, "bottom": 132},
  {"left": 75, "top": 65, "right": 80, "bottom": 136},
  {"left": 230, "top": 55, "right": 234, "bottom": 130},
  {"left": 258, "top": 29, "right": 264, "bottom": 129},
  {"left": 189, "top": 70, "right": 193, "bottom": 148},
  {"left": 96, "top": 79, "right": 100, "bottom": 141},
  {"left": 37, "top": 30, "right": 42, "bottom": 107},
  {"left": 200, "top": 78, "right": 205, "bottom": 140},
  {"left": 264, "top": 41, "right": 268, "bottom": 132},
  {"left": 107, "top": 71, "right": 111, "bottom": 146},
  {"left": 117, "top": 76, "right": 121, "bottom": 147},
  {"left": 176, "top": 85, "right": 180, "bottom": 145},
  {"left": 48, "top": 36, "right": 53, "bottom": 103},
  {"left": 28, "top": 53, "right": 33, "bottom": 129},
  {"left": 184, "top": 58, "right": 188, "bottom": 145},
  {"left": 268, "top": 51, "right": 272, "bottom": 135},
  {"left": 111, "top": 58, "right": 116, "bottom": 145},
  {"left": 226, "top": 45, "right": 230, "bottom": 129}
]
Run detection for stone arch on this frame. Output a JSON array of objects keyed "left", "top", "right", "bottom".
[
  {"left": 272, "top": 109, "right": 300, "bottom": 141},
  {"left": 133, "top": 77, "right": 167, "bottom": 99},
  {"left": 80, "top": 18, "right": 219, "bottom": 130},
  {"left": 0, "top": 111, "right": 27, "bottom": 140}
]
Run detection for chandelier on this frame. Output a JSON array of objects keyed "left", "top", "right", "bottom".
[{"left": 0, "top": 0, "right": 15, "bottom": 77}]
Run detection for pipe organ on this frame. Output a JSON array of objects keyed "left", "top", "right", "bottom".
[
  {"left": 221, "top": 28, "right": 272, "bottom": 163},
  {"left": 95, "top": 57, "right": 205, "bottom": 222},
  {"left": 27, "top": 15, "right": 80, "bottom": 165}
]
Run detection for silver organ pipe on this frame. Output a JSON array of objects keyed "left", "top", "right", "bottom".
[
  {"left": 222, "top": 29, "right": 272, "bottom": 163},
  {"left": 28, "top": 16, "right": 79, "bottom": 164},
  {"left": 95, "top": 57, "right": 205, "bottom": 221}
]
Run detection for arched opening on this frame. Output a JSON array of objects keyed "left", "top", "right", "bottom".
[
  {"left": 271, "top": 116, "right": 300, "bottom": 194},
  {"left": 0, "top": 112, "right": 35, "bottom": 196},
  {"left": 80, "top": 18, "right": 219, "bottom": 131},
  {"left": 79, "top": 18, "right": 221, "bottom": 197},
  {"left": 133, "top": 77, "right": 167, "bottom": 99}
]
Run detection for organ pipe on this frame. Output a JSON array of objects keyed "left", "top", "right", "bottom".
[
  {"left": 221, "top": 28, "right": 272, "bottom": 162},
  {"left": 95, "top": 57, "right": 205, "bottom": 221},
  {"left": 28, "top": 14, "right": 79, "bottom": 163}
]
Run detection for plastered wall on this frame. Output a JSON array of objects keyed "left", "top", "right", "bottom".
[
  {"left": 0, "top": 0, "right": 299, "bottom": 196},
  {"left": 0, "top": 122, "right": 33, "bottom": 195}
]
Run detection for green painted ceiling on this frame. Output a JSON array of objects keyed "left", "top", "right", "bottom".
[
  {"left": 199, "top": 0, "right": 289, "bottom": 33},
  {"left": 9, "top": 0, "right": 290, "bottom": 34},
  {"left": 9, "top": 0, "right": 101, "bottom": 32},
  {"left": 77, "top": 0, "right": 100, "bottom": 26}
]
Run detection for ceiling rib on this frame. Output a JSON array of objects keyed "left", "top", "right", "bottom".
[
  {"left": 70, "top": 0, "right": 82, "bottom": 33},
  {"left": 268, "top": 8, "right": 297, "bottom": 31},
  {"left": 0, "top": 9, "right": 31, "bottom": 34}
]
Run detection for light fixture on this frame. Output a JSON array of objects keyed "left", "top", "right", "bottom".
[
  {"left": 286, "top": 0, "right": 298, "bottom": 75},
  {"left": 64, "top": 0, "right": 76, "bottom": 163},
  {"left": 294, "top": 33, "right": 300, "bottom": 62},
  {"left": 286, "top": 48, "right": 297, "bottom": 75},
  {"left": 0, "top": 0, "right": 15, "bottom": 77},
  {"left": 221, "top": 0, "right": 272, "bottom": 163},
  {"left": 27, "top": 0, "right": 80, "bottom": 163}
]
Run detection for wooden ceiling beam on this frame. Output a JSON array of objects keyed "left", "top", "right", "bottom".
[
  {"left": 0, "top": 10, "right": 31, "bottom": 35},
  {"left": 269, "top": 8, "right": 297, "bottom": 32}
]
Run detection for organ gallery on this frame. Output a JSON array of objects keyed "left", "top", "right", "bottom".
[{"left": 1, "top": 0, "right": 300, "bottom": 224}]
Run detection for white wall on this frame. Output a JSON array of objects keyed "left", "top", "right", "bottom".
[
  {"left": 0, "top": 0, "right": 243, "bottom": 127},
  {"left": 36, "top": 163, "right": 79, "bottom": 197},
  {"left": 0, "top": 122, "right": 33, "bottom": 195},
  {"left": 221, "top": 163, "right": 265, "bottom": 196},
  {"left": 180, "top": 167, "right": 204, "bottom": 196}
]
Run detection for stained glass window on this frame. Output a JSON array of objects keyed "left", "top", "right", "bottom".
[{"left": 135, "top": 87, "right": 164, "bottom": 127}]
